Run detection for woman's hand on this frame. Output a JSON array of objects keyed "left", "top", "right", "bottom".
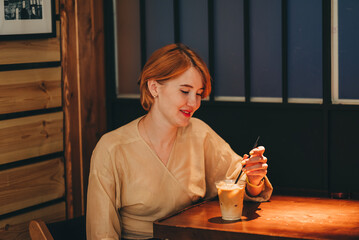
[{"left": 242, "top": 146, "right": 268, "bottom": 196}]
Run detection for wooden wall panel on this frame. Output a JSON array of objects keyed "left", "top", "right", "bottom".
[
  {"left": 0, "top": 158, "right": 65, "bottom": 215},
  {"left": 0, "top": 202, "right": 66, "bottom": 240},
  {"left": 56, "top": 0, "right": 60, "bottom": 15},
  {"left": 0, "top": 112, "right": 63, "bottom": 165},
  {"left": 0, "top": 67, "right": 62, "bottom": 114},
  {"left": 61, "top": 0, "right": 107, "bottom": 218},
  {"left": 0, "top": 22, "right": 61, "bottom": 65}
]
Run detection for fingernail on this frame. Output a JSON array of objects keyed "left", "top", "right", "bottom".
[
  {"left": 241, "top": 161, "right": 246, "bottom": 165},
  {"left": 249, "top": 150, "right": 254, "bottom": 155}
]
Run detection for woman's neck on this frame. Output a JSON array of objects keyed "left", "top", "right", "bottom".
[
  {"left": 142, "top": 112, "right": 178, "bottom": 146},
  {"left": 140, "top": 112, "right": 178, "bottom": 165}
]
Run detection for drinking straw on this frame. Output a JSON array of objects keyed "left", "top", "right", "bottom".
[{"left": 234, "top": 136, "right": 260, "bottom": 184}]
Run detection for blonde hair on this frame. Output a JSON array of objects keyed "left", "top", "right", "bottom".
[{"left": 138, "top": 43, "right": 211, "bottom": 111}]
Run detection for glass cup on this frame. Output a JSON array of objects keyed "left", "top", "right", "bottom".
[{"left": 215, "top": 179, "right": 246, "bottom": 220}]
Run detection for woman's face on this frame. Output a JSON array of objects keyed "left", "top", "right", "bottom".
[{"left": 151, "top": 67, "right": 204, "bottom": 127}]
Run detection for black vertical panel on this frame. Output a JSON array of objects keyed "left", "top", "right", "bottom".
[
  {"left": 145, "top": 0, "right": 175, "bottom": 58},
  {"left": 173, "top": 0, "right": 180, "bottom": 43},
  {"left": 282, "top": 0, "right": 288, "bottom": 103},
  {"left": 322, "top": 0, "right": 331, "bottom": 105},
  {"left": 244, "top": 0, "right": 250, "bottom": 103},
  {"left": 287, "top": 0, "right": 323, "bottom": 100},
  {"left": 338, "top": 0, "right": 359, "bottom": 99},
  {"left": 208, "top": 0, "right": 215, "bottom": 101},
  {"left": 322, "top": 0, "right": 331, "bottom": 194},
  {"left": 139, "top": 0, "right": 147, "bottom": 67},
  {"left": 250, "top": 0, "right": 282, "bottom": 99},
  {"left": 213, "top": 0, "right": 245, "bottom": 98},
  {"left": 178, "top": 0, "right": 209, "bottom": 66}
]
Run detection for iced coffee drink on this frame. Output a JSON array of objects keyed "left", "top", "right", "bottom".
[{"left": 215, "top": 179, "right": 245, "bottom": 220}]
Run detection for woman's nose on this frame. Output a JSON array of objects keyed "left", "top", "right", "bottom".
[{"left": 187, "top": 94, "right": 199, "bottom": 107}]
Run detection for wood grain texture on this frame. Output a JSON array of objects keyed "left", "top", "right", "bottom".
[
  {"left": 0, "top": 202, "right": 66, "bottom": 240},
  {"left": 77, "top": 0, "right": 107, "bottom": 217},
  {"left": 60, "top": 0, "right": 107, "bottom": 218},
  {"left": 60, "top": 0, "right": 81, "bottom": 219},
  {"left": 0, "top": 112, "right": 63, "bottom": 165},
  {"left": 0, "top": 158, "right": 65, "bottom": 215},
  {"left": 154, "top": 196, "right": 359, "bottom": 240},
  {"left": 29, "top": 220, "right": 54, "bottom": 240},
  {"left": 0, "top": 67, "right": 62, "bottom": 114},
  {"left": 0, "top": 22, "right": 60, "bottom": 65}
]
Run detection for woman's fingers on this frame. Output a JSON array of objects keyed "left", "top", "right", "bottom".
[
  {"left": 245, "top": 169, "right": 268, "bottom": 177},
  {"left": 241, "top": 146, "right": 268, "bottom": 181},
  {"left": 243, "top": 163, "right": 268, "bottom": 173},
  {"left": 242, "top": 155, "right": 267, "bottom": 166},
  {"left": 249, "top": 146, "right": 265, "bottom": 156},
  {"left": 241, "top": 146, "right": 268, "bottom": 176}
]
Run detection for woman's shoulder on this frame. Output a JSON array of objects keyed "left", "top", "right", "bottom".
[
  {"left": 182, "top": 117, "right": 216, "bottom": 137},
  {"left": 97, "top": 117, "right": 143, "bottom": 148},
  {"left": 90, "top": 117, "right": 144, "bottom": 170},
  {"left": 185, "top": 117, "right": 225, "bottom": 142},
  {"left": 188, "top": 117, "right": 213, "bottom": 131}
]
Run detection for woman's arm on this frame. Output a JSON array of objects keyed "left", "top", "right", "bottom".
[{"left": 86, "top": 142, "right": 121, "bottom": 240}]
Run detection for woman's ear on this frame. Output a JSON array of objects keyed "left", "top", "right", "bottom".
[{"left": 147, "top": 80, "right": 159, "bottom": 98}]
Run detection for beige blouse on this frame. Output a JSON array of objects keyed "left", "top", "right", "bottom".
[{"left": 86, "top": 117, "right": 273, "bottom": 240}]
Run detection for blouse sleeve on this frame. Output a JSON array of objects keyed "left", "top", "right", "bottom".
[
  {"left": 86, "top": 139, "right": 122, "bottom": 240},
  {"left": 203, "top": 124, "right": 273, "bottom": 202}
]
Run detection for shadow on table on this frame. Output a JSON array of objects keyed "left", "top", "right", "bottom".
[{"left": 208, "top": 202, "right": 262, "bottom": 224}]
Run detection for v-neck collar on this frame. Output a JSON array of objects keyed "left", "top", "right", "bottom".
[
  {"left": 136, "top": 116, "right": 178, "bottom": 168},
  {"left": 135, "top": 118, "right": 194, "bottom": 202}
]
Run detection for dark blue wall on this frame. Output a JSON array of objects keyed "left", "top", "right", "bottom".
[{"left": 339, "top": 0, "right": 359, "bottom": 99}]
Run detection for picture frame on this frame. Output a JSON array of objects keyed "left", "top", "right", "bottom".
[{"left": 0, "top": 0, "right": 56, "bottom": 40}]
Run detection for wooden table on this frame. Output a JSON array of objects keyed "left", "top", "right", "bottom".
[{"left": 153, "top": 195, "right": 359, "bottom": 240}]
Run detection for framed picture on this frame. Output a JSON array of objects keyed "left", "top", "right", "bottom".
[{"left": 0, "top": 0, "right": 56, "bottom": 40}]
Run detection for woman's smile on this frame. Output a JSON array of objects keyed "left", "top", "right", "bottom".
[{"left": 180, "top": 109, "right": 192, "bottom": 118}]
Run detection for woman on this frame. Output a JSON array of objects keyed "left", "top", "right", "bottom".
[{"left": 86, "top": 43, "right": 273, "bottom": 240}]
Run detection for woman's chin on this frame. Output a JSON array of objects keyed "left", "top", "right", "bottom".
[{"left": 175, "top": 118, "right": 191, "bottom": 128}]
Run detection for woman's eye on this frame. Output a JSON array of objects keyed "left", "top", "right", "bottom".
[
  {"left": 196, "top": 93, "right": 203, "bottom": 96},
  {"left": 181, "top": 90, "right": 189, "bottom": 94}
]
